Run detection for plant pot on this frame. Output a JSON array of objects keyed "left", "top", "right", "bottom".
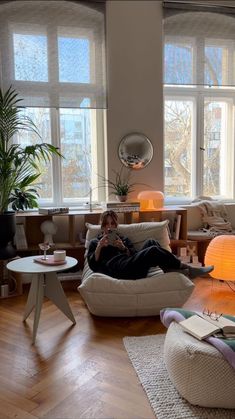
[
  {"left": 116, "top": 195, "right": 128, "bottom": 202},
  {"left": 0, "top": 211, "right": 17, "bottom": 259}
]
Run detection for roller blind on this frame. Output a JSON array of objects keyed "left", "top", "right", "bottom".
[
  {"left": 163, "top": 1, "right": 235, "bottom": 87},
  {"left": 0, "top": 0, "right": 107, "bottom": 108}
]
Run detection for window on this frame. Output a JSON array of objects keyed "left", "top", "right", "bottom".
[
  {"left": 164, "top": 7, "right": 235, "bottom": 201},
  {"left": 0, "top": 0, "right": 107, "bottom": 207}
]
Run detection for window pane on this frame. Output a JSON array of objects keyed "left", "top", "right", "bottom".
[
  {"left": 164, "top": 100, "right": 193, "bottom": 197},
  {"left": 164, "top": 41, "right": 193, "bottom": 84},
  {"left": 13, "top": 34, "right": 48, "bottom": 82},
  {"left": 17, "top": 108, "right": 52, "bottom": 199},
  {"left": 58, "top": 37, "right": 90, "bottom": 83},
  {"left": 60, "top": 109, "right": 92, "bottom": 199},
  {"left": 205, "top": 44, "right": 228, "bottom": 86},
  {"left": 203, "top": 100, "right": 229, "bottom": 196}
]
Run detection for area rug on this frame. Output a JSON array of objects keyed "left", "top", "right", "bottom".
[{"left": 123, "top": 334, "right": 235, "bottom": 419}]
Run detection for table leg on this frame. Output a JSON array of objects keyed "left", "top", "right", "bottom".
[
  {"left": 32, "top": 275, "right": 44, "bottom": 344},
  {"left": 44, "top": 272, "right": 76, "bottom": 324},
  {"left": 23, "top": 277, "right": 38, "bottom": 321}
]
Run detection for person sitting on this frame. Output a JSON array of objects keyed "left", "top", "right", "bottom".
[{"left": 87, "top": 210, "right": 214, "bottom": 280}]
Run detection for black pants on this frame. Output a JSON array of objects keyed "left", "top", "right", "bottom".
[{"left": 106, "top": 239, "right": 182, "bottom": 280}]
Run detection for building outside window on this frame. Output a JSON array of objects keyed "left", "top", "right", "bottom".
[
  {"left": 0, "top": 0, "right": 107, "bottom": 208},
  {"left": 164, "top": 6, "right": 235, "bottom": 201}
]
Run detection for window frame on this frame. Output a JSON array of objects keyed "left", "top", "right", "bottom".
[{"left": 164, "top": 35, "right": 235, "bottom": 204}]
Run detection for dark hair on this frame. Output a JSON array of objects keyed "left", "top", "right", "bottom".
[{"left": 100, "top": 210, "right": 118, "bottom": 229}]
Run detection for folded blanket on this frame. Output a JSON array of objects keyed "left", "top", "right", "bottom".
[
  {"left": 197, "top": 200, "right": 232, "bottom": 235},
  {"left": 160, "top": 307, "right": 235, "bottom": 370}
]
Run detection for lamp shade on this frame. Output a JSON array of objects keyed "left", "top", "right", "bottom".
[
  {"left": 205, "top": 235, "right": 235, "bottom": 281},
  {"left": 137, "top": 191, "right": 164, "bottom": 211}
]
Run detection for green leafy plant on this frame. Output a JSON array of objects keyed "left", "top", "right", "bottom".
[
  {"left": 0, "top": 86, "right": 62, "bottom": 213},
  {"left": 98, "top": 166, "right": 137, "bottom": 197}
]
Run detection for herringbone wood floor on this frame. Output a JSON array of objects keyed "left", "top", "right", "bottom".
[{"left": 0, "top": 278, "right": 234, "bottom": 419}]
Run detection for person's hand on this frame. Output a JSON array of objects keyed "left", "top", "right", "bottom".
[
  {"left": 113, "top": 237, "right": 126, "bottom": 251},
  {"left": 97, "top": 234, "right": 109, "bottom": 248}
]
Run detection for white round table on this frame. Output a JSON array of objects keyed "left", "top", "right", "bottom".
[{"left": 7, "top": 256, "right": 78, "bottom": 344}]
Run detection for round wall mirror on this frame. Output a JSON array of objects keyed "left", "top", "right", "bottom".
[{"left": 118, "top": 133, "right": 153, "bottom": 170}]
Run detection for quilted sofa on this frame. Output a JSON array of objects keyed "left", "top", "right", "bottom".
[
  {"left": 78, "top": 221, "right": 194, "bottom": 317},
  {"left": 182, "top": 202, "right": 235, "bottom": 241}
]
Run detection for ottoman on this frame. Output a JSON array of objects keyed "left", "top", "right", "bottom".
[{"left": 163, "top": 322, "right": 235, "bottom": 408}]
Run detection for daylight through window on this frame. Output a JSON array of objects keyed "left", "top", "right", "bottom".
[{"left": 164, "top": 4, "right": 235, "bottom": 201}]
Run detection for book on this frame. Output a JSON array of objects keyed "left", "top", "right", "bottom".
[
  {"left": 162, "top": 211, "right": 176, "bottom": 239},
  {"left": 101, "top": 201, "right": 140, "bottom": 212},
  {"left": 173, "top": 214, "right": 181, "bottom": 239},
  {"left": 179, "top": 314, "right": 235, "bottom": 340},
  {"left": 14, "top": 223, "right": 28, "bottom": 250},
  {"left": 38, "top": 207, "right": 69, "bottom": 215}
]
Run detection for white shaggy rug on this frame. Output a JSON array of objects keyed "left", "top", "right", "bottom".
[{"left": 123, "top": 334, "right": 235, "bottom": 419}]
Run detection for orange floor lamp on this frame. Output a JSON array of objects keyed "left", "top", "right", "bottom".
[{"left": 205, "top": 235, "right": 235, "bottom": 286}]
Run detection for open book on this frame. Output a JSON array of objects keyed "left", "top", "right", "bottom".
[{"left": 179, "top": 314, "right": 235, "bottom": 340}]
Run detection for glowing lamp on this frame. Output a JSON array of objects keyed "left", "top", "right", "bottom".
[
  {"left": 205, "top": 235, "right": 235, "bottom": 281},
  {"left": 137, "top": 190, "right": 164, "bottom": 211}
]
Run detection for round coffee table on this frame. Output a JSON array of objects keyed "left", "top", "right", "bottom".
[{"left": 7, "top": 255, "right": 78, "bottom": 344}]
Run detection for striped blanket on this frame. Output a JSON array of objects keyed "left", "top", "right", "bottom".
[{"left": 160, "top": 308, "right": 235, "bottom": 370}]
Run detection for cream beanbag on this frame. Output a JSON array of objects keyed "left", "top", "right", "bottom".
[
  {"left": 164, "top": 322, "right": 235, "bottom": 408},
  {"left": 78, "top": 221, "right": 194, "bottom": 317}
]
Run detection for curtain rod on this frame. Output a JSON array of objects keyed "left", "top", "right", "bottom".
[{"left": 163, "top": 1, "right": 235, "bottom": 14}]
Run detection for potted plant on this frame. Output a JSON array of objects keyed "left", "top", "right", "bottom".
[
  {"left": 98, "top": 166, "right": 137, "bottom": 202},
  {"left": 0, "top": 85, "right": 61, "bottom": 259}
]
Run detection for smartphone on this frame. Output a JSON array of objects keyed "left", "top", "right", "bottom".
[{"left": 107, "top": 229, "right": 118, "bottom": 245}]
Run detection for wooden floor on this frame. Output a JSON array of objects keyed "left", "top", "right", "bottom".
[{"left": 0, "top": 277, "right": 234, "bottom": 419}]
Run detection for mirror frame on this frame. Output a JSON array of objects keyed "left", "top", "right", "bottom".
[{"left": 118, "top": 132, "right": 153, "bottom": 170}]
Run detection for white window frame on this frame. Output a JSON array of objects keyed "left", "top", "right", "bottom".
[
  {"left": 164, "top": 35, "right": 235, "bottom": 204},
  {"left": 4, "top": 21, "right": 106, "bottom": 209}
]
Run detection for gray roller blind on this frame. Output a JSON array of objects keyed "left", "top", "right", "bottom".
[
  {"left": 0, "top": 0, "right": 107, "bottom": 108},
  {"left": 163, "top": 1, "right": 235, "bottom": 87}
]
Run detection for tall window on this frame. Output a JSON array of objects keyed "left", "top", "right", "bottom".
[
  {"left": 0, "top": 0, "right": 107, "bottom": 207},
  {"left": 164, "top": 5, "right": 235, "bottom": 201}
]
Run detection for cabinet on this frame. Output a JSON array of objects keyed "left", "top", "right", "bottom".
[
  {"left": 138, "top": 206, "right": 187, "bottom": 241},
  {"left": 15, "top": 206, "right": 187, "bottom": 253}
]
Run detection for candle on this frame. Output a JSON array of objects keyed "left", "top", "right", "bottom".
[{"left": 53, "top": 250, "right": 66, "bottom": 262}]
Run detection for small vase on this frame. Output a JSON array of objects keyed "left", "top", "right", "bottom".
[{"left": 116, "top": 195, "right": 127, "bottom": 202}]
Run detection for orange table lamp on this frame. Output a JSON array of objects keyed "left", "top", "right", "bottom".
[{"left": 137, "top": 191, "right": 164, "bottom": 211}]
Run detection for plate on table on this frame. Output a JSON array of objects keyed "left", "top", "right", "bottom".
[{"left": 33, "top": 256, "right": 67, "bottom": 266}]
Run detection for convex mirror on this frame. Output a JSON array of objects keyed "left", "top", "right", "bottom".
[{"left": 118, "top": 132, "right": 153, "bottom": 170}]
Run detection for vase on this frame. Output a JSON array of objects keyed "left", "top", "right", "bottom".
[
  {"left": 116, "top": 195, "right": 127, "bottom": 202},
  {"left": 0, "top": 211, "right": 17, "bottom": 259}
]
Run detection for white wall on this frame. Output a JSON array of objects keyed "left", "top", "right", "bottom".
[{"left": 106, "top": 1, "right": 163, "bottom": 198}]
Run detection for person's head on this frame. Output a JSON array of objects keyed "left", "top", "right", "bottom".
[{"left": 100, "top": 210, "right": 118, "bottom": 233}]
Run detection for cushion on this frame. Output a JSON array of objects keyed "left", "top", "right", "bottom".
[
  {"left": 78, "top": 267, "right": 194, "bottom": 317},
  {"left": 164, "top": 322, "right": 235, "bottom": 408},
  {"left": 85, "top": 220, "right": 171, "bottom": 252}
]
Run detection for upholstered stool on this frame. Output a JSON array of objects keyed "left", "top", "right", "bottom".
[{"left": 163, "top": 322, "right": 235, "bottom": 408}]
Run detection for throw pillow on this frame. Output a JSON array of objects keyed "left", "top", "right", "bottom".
[{"left": 85, "top": 220, "right": 171, "bottom": 252}]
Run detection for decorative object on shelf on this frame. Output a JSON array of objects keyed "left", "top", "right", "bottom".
[
  {"left": 40, "top": 220, "right": 57, "bottom": 245},
  {"left": 118, "top": 132, "right": 153, "bottom": 169},
  {"left": 205, "top": 235, "right": 235, "bottom": 282},
  {"left": 38, "top": 242, "right": 51, "bottom": 260},
  {"left": 138, "top": 190, "right": 164, "bottom": 211}
]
